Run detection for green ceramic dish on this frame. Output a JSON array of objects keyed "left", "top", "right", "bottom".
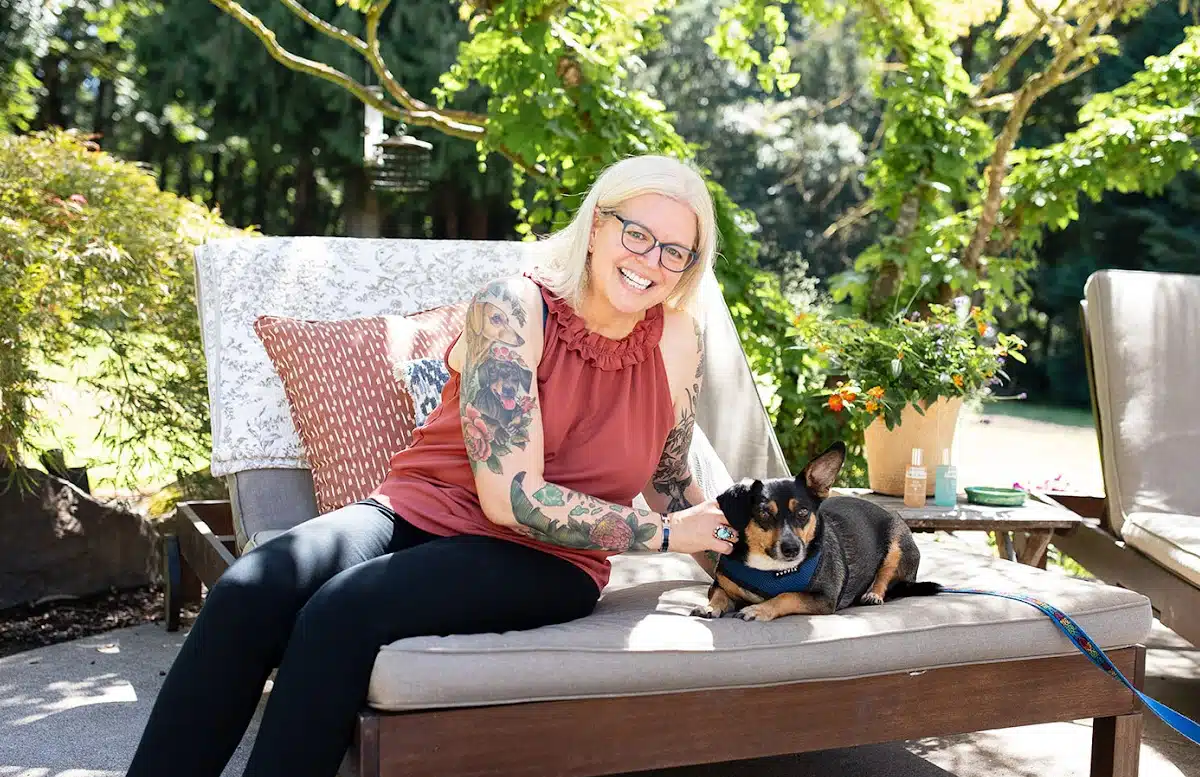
[{"left": 964, "top": 486, "right": 1027, "bottom": 507}]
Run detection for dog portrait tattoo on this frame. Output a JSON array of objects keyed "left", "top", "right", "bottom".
[{"left": 460, "top": 282, "right": 538, "bottom": 475}]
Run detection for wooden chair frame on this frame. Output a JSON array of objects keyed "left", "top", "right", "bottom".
[{"left": 163, "top": 500, "right": 1146, "bottom": 777}]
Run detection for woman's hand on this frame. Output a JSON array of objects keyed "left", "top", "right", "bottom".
[{"left": 665, "top": 499, "right": 738, "bottom": 555}]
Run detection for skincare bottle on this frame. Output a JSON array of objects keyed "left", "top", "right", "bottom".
[
  {"left": 904, "top": 448, "right": 927, "bottom": 508},
  {"left": 934, "top": 448, "right": 957, "bottom": 507}
]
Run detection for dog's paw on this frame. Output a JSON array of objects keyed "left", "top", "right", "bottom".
[
  {"left": 860, "top": 591, "right": 885, "bottom": 606},
  {"left": 732, "top": 604, "right": 776, "bottom": 622},
  {"left": 690, "top": 604, "right": 725, "bottom": 619}
]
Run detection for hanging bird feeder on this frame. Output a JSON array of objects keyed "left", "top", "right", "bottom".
[
  {"left": 369, "top": 134, "right": 433, "bottom": 193},
  {"left": 363, "top": 90, "right": 433, "bottom": 193}
]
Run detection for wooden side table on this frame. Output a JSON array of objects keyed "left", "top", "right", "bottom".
[{"left": 832, "top": 488, "right": 1083, "bottom": 568}]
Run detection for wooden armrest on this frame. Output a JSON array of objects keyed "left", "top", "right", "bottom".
[{"left": 174, "top": 500, "right": 238, "bottom": 587}]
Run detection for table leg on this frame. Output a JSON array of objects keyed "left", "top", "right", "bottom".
[
  {"left": 1017, "top": 529, "right": 1053, "bottom": 568},
  {"left": 992, "top": 530, "right": 1017, "bottom": 562}
]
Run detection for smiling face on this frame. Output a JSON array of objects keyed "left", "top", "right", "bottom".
[{"left": 587, "top": 193, "right": 698, "bottom": 316}]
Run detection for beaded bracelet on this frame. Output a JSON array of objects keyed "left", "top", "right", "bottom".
[{"left": 658, "top": 514, "right": 671, "bottom": 552}]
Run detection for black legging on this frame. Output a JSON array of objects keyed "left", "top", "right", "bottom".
[{"left": 126, "top": 498, "right": 600, "bottom": 777}]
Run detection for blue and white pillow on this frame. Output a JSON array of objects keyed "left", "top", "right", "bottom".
[{"left": 397, "top": 357, "right": 452, "bottom": 427}]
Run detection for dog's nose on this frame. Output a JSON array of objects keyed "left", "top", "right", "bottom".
[{"left": 780, "top": 540, "right": 801, "bottom": 560}]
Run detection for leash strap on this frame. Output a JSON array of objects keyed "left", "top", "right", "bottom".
[{"left": 942, "top": 587, "right": 1200, "bottom": 745}]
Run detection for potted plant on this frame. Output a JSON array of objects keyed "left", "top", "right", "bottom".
[{"left": 797, "top": 299, "right": 1026, "bottom": 496}]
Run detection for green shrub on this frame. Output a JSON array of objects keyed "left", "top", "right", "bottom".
[{"left": 0, "top": 129, "right": 249, "bottom": 482}]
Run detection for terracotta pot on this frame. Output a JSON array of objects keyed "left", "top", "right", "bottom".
[{"left": 864, "top": 396, "right": 963, "bottom": 497}]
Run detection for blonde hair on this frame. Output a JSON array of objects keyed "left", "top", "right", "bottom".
[{"left": 529, "top": 155, "right": 717, "bottom": 314}]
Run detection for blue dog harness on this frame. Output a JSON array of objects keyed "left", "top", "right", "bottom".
[{"left": 716, "top": 546, "right": 822, "bottom": 599}]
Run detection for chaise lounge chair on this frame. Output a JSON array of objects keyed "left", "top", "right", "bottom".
[
  {"left": 165, "top": 236, "right": 1154, "bottom": 777},
  {"left": 1052, "top": 269, "right": 1200, "bottom": 648}
]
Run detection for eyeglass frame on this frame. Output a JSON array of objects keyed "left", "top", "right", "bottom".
[{"left": 599, "top": 208, "right": 700, "bottom": 273}]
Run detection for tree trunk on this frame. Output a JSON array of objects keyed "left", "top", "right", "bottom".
[
  {"left": 291, "top": 153, "right": 318, "bottom": 236},
  {"left": 179, "top": 150, "right": 193, "bottom": 198},
  {"left": 467, "top": 197, "right": 489, "bottom": 239},
  {"left": 225, "top": 153, "right": 246, "bottom": 226},
  {"left": 207, "top": 151, "right": 223, "bottom": 213},
  {"left": 342, "top": 166, "right": 380, "bottom": 238},
  {"left": 252, "top": 159, "right": 277, "bottom": 231},
  {"left": 34, "top": 53, "right": 66, "bottom": 130}
]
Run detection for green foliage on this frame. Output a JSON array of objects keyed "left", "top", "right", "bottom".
[
  {"left": 0, "top": 130, "right": 248, "bottom": 477},
  {"left": 798, "top": 301, "right": 1026, "bottom": 431},
  {"left": 1003, "top": 27, "right": 1200, "bottom": 247}
]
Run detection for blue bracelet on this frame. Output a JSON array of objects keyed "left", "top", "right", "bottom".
[{"left": 659, "top": 515, "right": 671, "bottom": 552}]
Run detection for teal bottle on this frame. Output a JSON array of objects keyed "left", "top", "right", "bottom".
[{"left": 934, "top": 449, "right": 957, "bottom": 507}]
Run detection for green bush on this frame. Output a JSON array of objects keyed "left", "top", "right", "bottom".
[
  {"left": 0, "top": 129, "right": 249, "bottom": 482},
  {"left": 707, "top": 185, "right": 867, "bottom": 484}
]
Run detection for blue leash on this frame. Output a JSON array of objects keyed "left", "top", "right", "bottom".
[{"left": 942, "top": 588, "right": 1200, "bottom": 745}]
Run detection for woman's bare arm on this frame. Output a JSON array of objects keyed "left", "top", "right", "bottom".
[{"left": 458, "top": 277, "right": 665, "bottom": 552}]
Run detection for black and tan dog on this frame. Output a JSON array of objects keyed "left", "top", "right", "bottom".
[{"left": 694, "top": 442, "right": 942, "bottom": 622}]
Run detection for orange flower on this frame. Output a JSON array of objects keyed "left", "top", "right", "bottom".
[
  {"left": 896, "top": 350, "right": 904, "bottom": 360},
  {"left": 865, "top": 399, "right": 879, "bottom": 413},
  {"left": 867, "top": 385, "right": 885, "bottom": 398},
  {"left": 952, "top": 374, "right": 964, "bottom": 388},
  {"left": 828, "top": 395, "right": 845, "bottom": 412},
  {"left": 977, "top": 322, "right": 988, "bottom": 336},
  {"left": 841, "top": 390, "right": 857, "bottom": 403}
]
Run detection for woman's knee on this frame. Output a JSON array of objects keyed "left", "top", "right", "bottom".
[{"left": 200, "top": 551, "right": 303, "bottom": 632}]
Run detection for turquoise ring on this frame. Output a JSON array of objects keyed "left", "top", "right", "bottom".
[{"left": 714, "top": 525, "right": 736, "bottom": 543}]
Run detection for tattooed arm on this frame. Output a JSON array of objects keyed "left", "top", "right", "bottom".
[
  {"left": 639, "top": 312, "right": 719, "bottom": 576},
  {"left": 458, "top": 277, "right": 666, "bottom": 552}
]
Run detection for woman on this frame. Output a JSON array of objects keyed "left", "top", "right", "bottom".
[{"left": 125, "top": 154, "right": 738, "bottom": 777}]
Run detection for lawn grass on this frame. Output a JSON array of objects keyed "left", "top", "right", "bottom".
[{"left": 981, "top": 400, "right": 1095, "bottom": 429}]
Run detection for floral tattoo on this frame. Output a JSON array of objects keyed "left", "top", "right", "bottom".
[
  {"left": 651, "top": 318, "right": 703, "bottom": 513},
  {"left": 510, "top": 472, "right": 660, "bottom": 552}
]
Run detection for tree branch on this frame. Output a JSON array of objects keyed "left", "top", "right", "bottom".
[
  {"left": 823, "top": 198, "right": 877, "bottom": 240},
  {"left": 277, "top": 0, "right": 369, "bottom": 57},
  {"left": 1036, "top": 55, "right": 1100, "bottom": 98},
  {"left": 974, "top": 92, "right": 1018, "bottom": 112},
  {"left": 961, "top": 0, "right": 1121, "bottom": 272},
  {"left": 210, "top": 0, "right": 405, "bottom": 121},
  {"left": 975, "top": 24, "right": 1044, "bottom": 98},
  {"left": 362, "top": 0, "right": 486, "bottom": 139}
]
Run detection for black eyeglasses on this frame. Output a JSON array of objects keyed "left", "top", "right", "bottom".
[{"left": 601, "top": 209, "right": 699, "bottom": 273}]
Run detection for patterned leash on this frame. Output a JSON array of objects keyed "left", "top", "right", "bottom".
[{"left": 941, "top": 587, "right": 1200, "bottom": 746}]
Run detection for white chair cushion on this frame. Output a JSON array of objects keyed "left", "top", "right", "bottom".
[
  {"left": 365, "top": 537, "right": 1151, "bottom": 711},
  {"left": 1122, "top": 512, "right": 1200, "bottom": 587}
]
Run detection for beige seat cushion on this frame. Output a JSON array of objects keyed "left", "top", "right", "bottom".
[
  {"left": 1122, "top": 512, "right": 1200, "bottom": 587},
  {"left": 1085, "top": 270, "right": 1200, "bottom": 535},
  {"left": 366, "top": 538, "right": 1151, "bottom": 711}
]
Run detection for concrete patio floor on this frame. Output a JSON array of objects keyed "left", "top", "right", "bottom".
[{"left": 1, "top": 607, "right": 1196, "bottom": 777}]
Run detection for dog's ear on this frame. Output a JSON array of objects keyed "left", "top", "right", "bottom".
[
  {"left": 466, "top": 302, "right": 484, "bottom": 335},
  {"left": 519, "top": 368, "right": 532, "bottom": 392},
  {"left": 799, "top": 442, "right": 846, "bottom": 498},
  {"left": 716, "top": 478, "right": 763, "bottom": 530}
]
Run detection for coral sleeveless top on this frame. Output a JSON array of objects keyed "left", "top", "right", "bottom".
[{"left": 369, "top": 277, "right": 677, "bottom": 591}]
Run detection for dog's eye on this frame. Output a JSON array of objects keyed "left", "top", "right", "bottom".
[
  {"left": 490, "top": 313, "right": 504, "bottom": 325},
  {"left": 797, "top": 508, "right": 809, "bottom": 517}
]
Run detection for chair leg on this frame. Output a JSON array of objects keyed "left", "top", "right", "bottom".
[
  {"left": 1091, "top": 712, "right": 1143, "bottom": 777},
  {"left": 162, "top": 533, "right": 202, "bottom": 632}
]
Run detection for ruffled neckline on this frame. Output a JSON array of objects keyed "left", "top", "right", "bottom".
[{"left": 536, "top": 281, "right": 664, "bottom": 371}]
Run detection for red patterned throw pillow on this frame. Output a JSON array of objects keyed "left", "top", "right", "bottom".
[{"left": 254, "top": 302, "right": 468, "bottom": 515}]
